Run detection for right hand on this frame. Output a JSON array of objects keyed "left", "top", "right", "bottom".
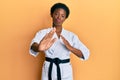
[{"left": 38, "top": 28, "right": 57, "bottom": 51}]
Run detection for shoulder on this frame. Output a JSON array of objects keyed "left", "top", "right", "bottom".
[
  {"left": 37, "top": 27, "right": 52, "bottom": 34},
  {"left": 63, "top": 29, "right": 77, "bottom": 37}
]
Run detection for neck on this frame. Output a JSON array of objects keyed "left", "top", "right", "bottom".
[
  {"left": 53, "top": 24, "right": 62, "bottom": 33},
  {"left": 52, "top": 24, "right": 62, "bottom": 38}
]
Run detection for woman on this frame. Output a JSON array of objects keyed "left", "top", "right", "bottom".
[{"left": 29, "top": 3, "right": 90, "bottom": 80}]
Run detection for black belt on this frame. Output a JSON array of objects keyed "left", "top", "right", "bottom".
[{"left": 45, "top": 57, "right": 70, "bottom": 80}]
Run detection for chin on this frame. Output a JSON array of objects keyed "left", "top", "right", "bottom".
[{"left": 54, "top": 23, "right": 62, "bottom": 26}]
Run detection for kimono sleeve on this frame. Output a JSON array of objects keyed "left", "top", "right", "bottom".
[
  {"left": 29, "top": 30, "right": 46, "bottom": 57},
  {"left": 72, "top": 35, "right": 90, "bottom": 60}
]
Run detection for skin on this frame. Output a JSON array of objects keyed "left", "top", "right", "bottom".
[{"left": 31, "top": 8, "right": 84, "bottom": 59}]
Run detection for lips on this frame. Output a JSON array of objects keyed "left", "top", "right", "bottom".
[
  {"left": 53, "top": 18, "right": 63, "bottom": 25},
  {"left": 56, "top": 19, "right": 61, "bottom": 23}
]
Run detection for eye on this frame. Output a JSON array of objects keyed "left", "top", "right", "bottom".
[
  {"left": 55, "top": 13, "right": 58, "bottom": 15},
  {"left": 62, "top": 15, "right": 65, "bottom": 18}
]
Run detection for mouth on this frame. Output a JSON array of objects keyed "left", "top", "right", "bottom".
[
  {"left": 53, "top": 18, "right": 63, "bottom": 26},
  {"left": 56, "top": 19, "right": 61, "bottom": 23}
]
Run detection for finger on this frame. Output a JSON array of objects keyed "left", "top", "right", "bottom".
[
  {"left": 60, "top": 35, "right": 66, "bottom": 43},
  {"left": 49, "top": 28, "right": 56, "bottom": 34},
  {"left": 60, "top": 35, "right": 69, "bottom": 45},
  {"left": 46, "top": 38, "right": 57, "bottom": 49},
  {"left": 50, "top": 38, "right": 57, "bottom": 45},
  {"left": 60, "top": 35, "right": 66, "bottom": 41},
  {"left": 49, "top": 38, "right": 57, "bottom": 45},
  {"left": 52, "top": 27, "right": 56, "bottom": 32},
  {"left": 41, "top": 33, "right": 48, "bottom": 41},
  {"left": 48, "top": 28, "right": 56, "bottom": 37}
]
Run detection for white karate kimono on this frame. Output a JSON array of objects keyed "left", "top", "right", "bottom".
[{"left": 29, "top": 27, "right": 90, "bottom": 80}]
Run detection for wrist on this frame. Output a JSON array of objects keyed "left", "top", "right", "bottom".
[
  {"left": 31, "top": 43, "right": 40, "bottom": 52},
  {"left": 67, "top": 45, "right": 73, "bottom": 51}
]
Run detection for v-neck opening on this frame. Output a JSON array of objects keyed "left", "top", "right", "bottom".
[{"left": 51, "top": 27, "right": 64, "bottom": 39}]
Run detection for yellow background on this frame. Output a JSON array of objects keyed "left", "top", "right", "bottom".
[{"left": 0, "top": 0, "right": 120, "bottom": 80}]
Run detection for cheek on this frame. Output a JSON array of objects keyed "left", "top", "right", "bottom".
[
  {"left": 52, "top": 16, "right": 57, "bottom": 20},
  {"left": 61, "top": 18, "right": 66, "bottom": 22}
]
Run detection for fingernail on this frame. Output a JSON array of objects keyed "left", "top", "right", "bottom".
[{"left": 53, "top": 27, "right": 56, "bottom": 32}]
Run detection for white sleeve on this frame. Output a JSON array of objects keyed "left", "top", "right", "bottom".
[
  {"left": 29, "top": 30, "right": 46, "bottom": 57},
  {"left": 72, "top": 35, "right": 90, "bottom": 60}
]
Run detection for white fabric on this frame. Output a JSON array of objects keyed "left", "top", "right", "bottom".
[{"left": 29, "top": 27, "right": 90, "bottom": 80}]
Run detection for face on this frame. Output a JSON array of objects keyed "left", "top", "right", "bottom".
[{"left": 52, "top": 8, "right": 66, "bottom": 26}]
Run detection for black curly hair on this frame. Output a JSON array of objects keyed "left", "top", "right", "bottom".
[{"left": 50, "top": 3, "right": 70, "bottom": 18}]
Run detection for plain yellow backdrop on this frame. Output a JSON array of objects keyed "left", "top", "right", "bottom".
[{"left": 0, "top": 0, "right": 120, "bottom": 80}]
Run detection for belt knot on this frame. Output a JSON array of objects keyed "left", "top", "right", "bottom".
[{"left": 45, "top": 57, "right": 70, "bottom": 80}]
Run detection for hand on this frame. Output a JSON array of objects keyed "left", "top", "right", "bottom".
[
  {"left": 38, "top": 28, "right": 57, "bottom": 51},
  {"left": 61, "top": 35, "right": 84, "bottom": 58},
  {"left": 60, "top": 35, "right": 72, "bottom": 50}
]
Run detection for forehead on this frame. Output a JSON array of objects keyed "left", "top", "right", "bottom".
[{"left": 53, "top": 8, "right": 66, "bottom": 14}]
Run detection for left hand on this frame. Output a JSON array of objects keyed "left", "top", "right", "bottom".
[
  {"left": 60, "top": 35, "right": 72, "bottom": 50},
  {"left": 61, "top": 35, "right": 84, "bottom": 58}
]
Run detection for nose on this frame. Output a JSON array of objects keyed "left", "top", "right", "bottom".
[{"left": 57, "top": 15, "right": 61, "bottom": 19}]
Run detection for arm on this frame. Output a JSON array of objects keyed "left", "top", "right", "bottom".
[
  {"left": 31, "top": 42, "right": 40, "bottom": 52},
  {"left": 30, "top": 28, "right": 56, "bottom": 53},
  {"left": 61, "top": 35, "right": 85, "bottom": 59},
  {"left": 67, "top": 45, "right": 85, "bottom": 59}
]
